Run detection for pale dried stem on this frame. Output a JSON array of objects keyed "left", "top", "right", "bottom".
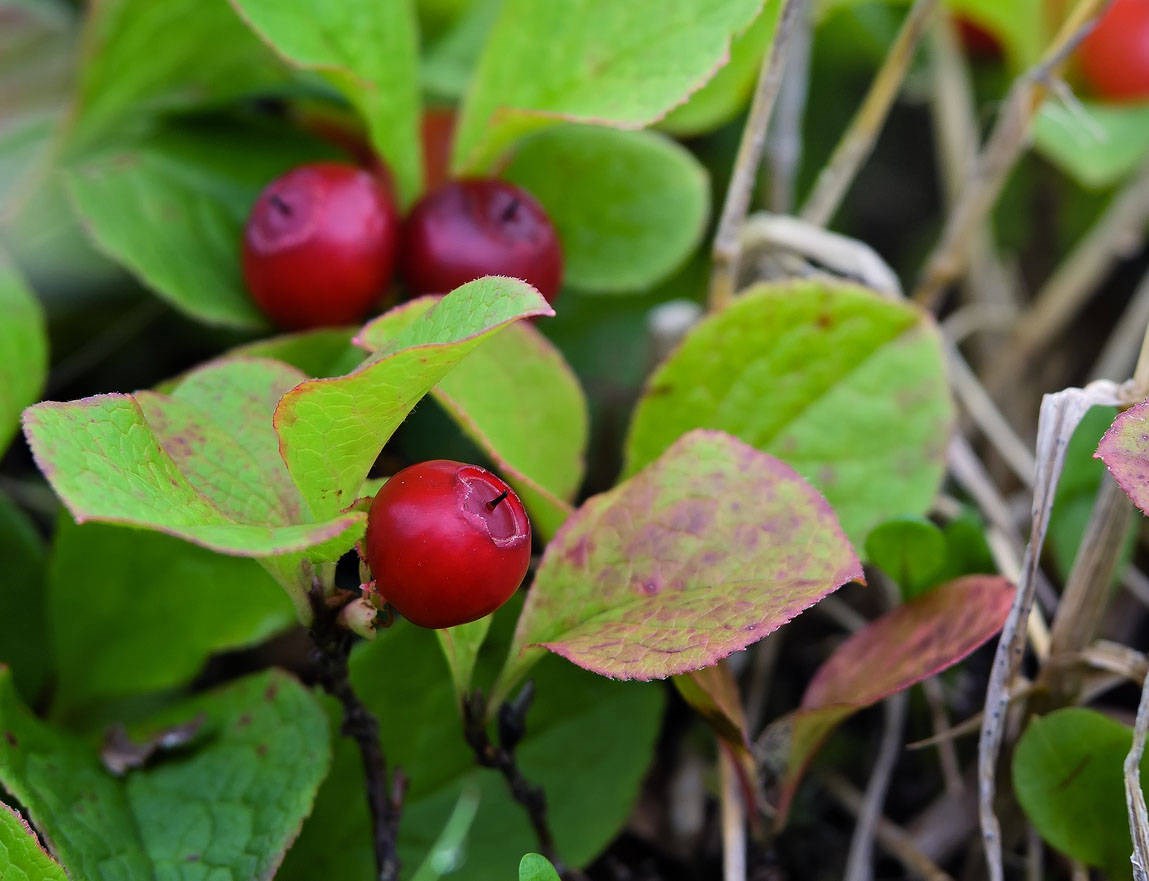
[
  {"left": 1090, "top": 267, "right": 1149, "bottom": 382},
  {"left": 946, "top": 342, "right": 1036, "bottom": 486},
  {"left": 824, "top": 773, "right": 955, "bottom": 881},
  {"left": 986, "top": 156, "right": 1149, "bottom": 393},
  {"left": 927, "top": 13, "right": 1019, "bottom": 358},
  {"left": 1026, "top": 825, "right": 1045, "bottom": 881},
  {"left": 921, "top": 677, "right": 963, "bottom": 794},
  {"left": 1041, "top": 476, "right": 1134, "bottom": 702},
  {"left": 913, "top": 0, "right": 1112, "bottom": 310},
  {"left": 843, "top": 691, "right": 910, "bottom": 881},
  {"left": 1125, "top": 673, "right": 1149, "bottom": 881},
  {"left": 766, "top": 0, "right": 811, "bottom": 214},
  {"left": 708, "top": 0, "right": 805, "bottom": 312},
  {"left": 799, "top": 0, "right": 938, "bottom": 228},
  {"left": 977, "top": 383, "right": 1122, "bottom": 881},
  {"left": 720, "top": 748, "right": 747, "bottom": 881}
]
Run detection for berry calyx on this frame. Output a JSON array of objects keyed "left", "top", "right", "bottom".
[
  {"left": 364, "top": 460, "right": 532, "bottom": 629},
  {"left": 242, "top": 162, "right": 400, "bottom": 330},
  {"left": 400, "top": 178, "right": 563, "bottom": 302},
  {"left": 1078, "top": 0, "right": 1149, "bottom": 102}
]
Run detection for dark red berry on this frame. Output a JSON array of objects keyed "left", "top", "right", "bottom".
[
  {"left": 1078, "top": 0, "right": 1149, "bottom": 102},
  {"left": 401, "top": 178, "right": 563, "bottom": 302},
  {"left": 242, "top": 162, "right": 400, "bottom": 330},
  {"left": 364, "top": 460, "right": 531, "bottom": 629}
]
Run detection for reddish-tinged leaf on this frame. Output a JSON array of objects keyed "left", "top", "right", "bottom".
[
  {"left": 675, "top": 663, "right": 749, "bottom": 749},
  {"left": 769, "top": 575, "right": 1015, "bottom": 822},
  {"left": 1096, "top": 400, "right": 1149, "bottom": 515},
  {"left": 493, "top": 430, "right": 862, "bottom": 695}
]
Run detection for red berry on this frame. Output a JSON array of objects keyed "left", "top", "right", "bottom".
[
  {"left": 242, "top": 162, "right": 400, "bottom": 330},
  {"left": 1079, "top": 0, "right": 1149, "bottom": 102},
  {"left": 364, "top": 460, "right": 532, "bottom": 629},
  {"left": 956, "top": 16, "right": 1002, "bottom": 61},
  {"left": 401, "top": 179, "right": 563, "bottom": 302}
]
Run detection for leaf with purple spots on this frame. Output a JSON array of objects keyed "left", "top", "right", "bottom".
[
  {"left": 493, "top": 430, "right": 862, "bottom": 694},
  {"left": 766, "top": 575, "right": 1015, "bottom": 822},
  {"left": 22, "top": 357, "right": 361, "bottom": 561},
  {"left": 1095, "top": 399, "right": 1149, "bottom": 516},
  {"left": 625, "top": 281, "right": 953, "bottom": 545}
]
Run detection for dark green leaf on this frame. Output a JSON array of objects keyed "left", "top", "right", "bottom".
[
  {"left": 48, "top": 519, "right": 295, "bottom": 718},
  {"left": 0, "top": 668, "right": 331, "bottom": 881},
  {"left": 863, "top": 515, "right": 946, "bottom": 598},
  {"left": 1014, "top": 708, "right": 1141, "bottom": 879},
  {"left": 504, "top": 125, "right": 709, "bottom": 293}
]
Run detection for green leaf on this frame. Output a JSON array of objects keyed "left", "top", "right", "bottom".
[
  {"left": 0, "top": 668, "right": 331, "bottom": 881},
  {"left": 48, "top": 519, "right": 295, "bottom": 719},
  {"left": 659, "top": 3, "right": 781, "bottom": 136},
  {"left": 931, "top": 508, "right": 996, "bottom": 585},
  {"left": 519, "top": 853, "right": 562, "bottom": 881},
  {"left": 278, "top": 606, "right": 664, "bottom": 881},
  {"left": 0, "top": 492, "right": 49, "bottom": 703},
  {"left": 863, "top": 515, "right": 946, "bottom": 598},
  {"left": 359, "top": 296, "right": 587, "bottom": 539},
  {"left": 66, "top": 122, "right": 336, "bottom": 329},
  {"left": 23, "top": 358, "right": 363, "bottom": 567},
  {"left": 496, "top": 430, "right": 862, "bottom": 695},
  {"left": 233, "top": 327, "right": 364, "bottom": 378},
  {"left": 0, "top": 252, "right": 46, "bottom": 456},
  {"left": 452, "top": 0, "right": 765, "bottom": 171},
  {"left": 1014, "top": 708, "right": 1141, "bottom": 879},
  {"left": 625, "top": 281, "right": 954, "bottom": 545},
  {"left": 771, "top": 575, "right": 1015, "bottom": 821},
  {"left": 278, "top": 277, "right": 553, "bottom": 520},
  {"left": 66, "top": 0, "right": 288, "bottom": 153},
  {"left": 0, "top": 801, "right": 67, "bottom": 881},
  {"left": 436, "top": 619, "right": 493, "bottom": 700},
  {"left": 1035, "top": 101, "right": 1149, "bottom": 191},
  {"left": 421, "top": 0, "right": 502, "bottom": 101},
  {"left": 229, "top": 0, "right": 422, "bottom": 204},
  {"left": 504, "top": 125, "right": 709, "bottom": 293}
]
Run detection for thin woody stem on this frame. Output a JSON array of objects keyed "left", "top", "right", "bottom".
[
  {"left": 708, "top": 0, "right": 805, "bottom": 312},
  {"left": 309, "top": 585, "right": 403, "bottom": 881}
]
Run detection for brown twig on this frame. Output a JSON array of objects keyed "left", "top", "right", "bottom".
[
  {"left": 799, "top": 0, "right": 939, "bottom": 228},
  {"left": 708, "top": 0, "right": 805, "bottom": 312},
  {"left": 463, "top": 685, "right": 584, "bottom": 880},
  {"left": 913, "top": 0, "right": 1113, "bottom": 310},
  {"left": 308, "top": 584, "right": 403, "bottom": 881}
]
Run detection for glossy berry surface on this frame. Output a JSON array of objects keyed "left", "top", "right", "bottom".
[
  {"left": 364, "top": 460, "right": 532, "bottom": 629},
  {"left": 1079, "top": 0, "right": 1149, "bottom": 102},
  {"left": 401, "top": 178, "right": 563, "bottom": 302},
  {"left": 242, "top": 162, "right": 400, "bottom": 330}
]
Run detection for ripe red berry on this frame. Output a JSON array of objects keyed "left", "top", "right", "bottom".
[
  {"left": 1078, "top": 0, "right": 1149, "bottom": 102},
  {"left": 401, "top": 178, "right": 563, "bottom": 302},
  {"left": 242, "top": 162, "right": 400, "bottom": 330},
  {"left": 956, "top": 16, "right": 1002, "bottom": 61},
  {"left": 364, "top": 460, "right": 532, "bottom": 629}
]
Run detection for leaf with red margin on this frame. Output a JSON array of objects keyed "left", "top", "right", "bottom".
[
  {"left": 492, "top": 429, "right": 862, "bottom": 699},
  {"left": 0, "top": 801, "right": 67, "bottom": 881},
  {"left": 1095, "top": 400, "right": 1149, "bottom": 516},
  {"left": 276, "top": 277, "right": 552, "bottom": 520},
  {"left": 767, "top": 575, "right": 1016, "bottom": 823}
]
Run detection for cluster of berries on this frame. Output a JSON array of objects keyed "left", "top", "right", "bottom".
[{"left": 242, "top": 158, "right": 561, "bottom": 330}]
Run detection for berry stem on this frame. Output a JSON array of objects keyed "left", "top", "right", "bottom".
[
  {"left": 487, "top": 489, "right": 510, "bottom": 510},
  {"left": 308, "top": 581, "right": 403, "bottom": 881},
  {"left": 463, "top": 689, "right": 588, "bottom": 881}
]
